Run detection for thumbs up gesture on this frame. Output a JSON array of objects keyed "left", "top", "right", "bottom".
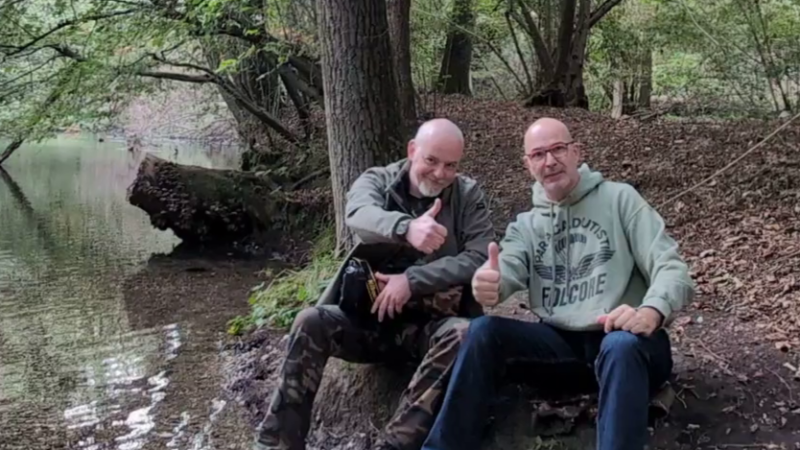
[
  {"left": 473, "top": 242, "right": 501, "bottom": 306},
  {"left": 405, "top": 198, "right": 448, "bottom": 254}
]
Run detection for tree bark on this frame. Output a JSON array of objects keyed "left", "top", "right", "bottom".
[
  {"left": 611, "top": 79, "right": 624, "bottom": 119},
  {"left": 637, "top": 49, "right": 653, "bottom": 109},
  {"left": 387, "top": 0, "right": 417, "bottom": 130},
  {"left": 0, "top": 138, "right": 24, "bottom": 166},
  {"left": 126, "top": 154, "right": 329, "bottom": 247},
  {"left": 517, "top": 0, "right": 620, "bottom": 109},
  {"left": 317, "top": 0, "right": 406, "bottom": 254},
  {"left": 437, "top": 0, "right": 474, "bottom": 95}
]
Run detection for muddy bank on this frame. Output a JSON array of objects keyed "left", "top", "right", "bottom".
[
  {"left": 221, "top": 303, "right": 800, "bottom": 450},
  {"left": 117, "top": 253, "right": 272, "bottom": 450}
]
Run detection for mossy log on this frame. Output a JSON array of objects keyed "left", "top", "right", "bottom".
[{"left": 127, "top": 153, "right": 326, "bottom": 246}]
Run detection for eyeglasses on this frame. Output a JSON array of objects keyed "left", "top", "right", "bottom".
[{"left": 524, "top": 142, "right": 574, "bottom": 163}]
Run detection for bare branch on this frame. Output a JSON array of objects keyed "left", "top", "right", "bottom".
[
  {"left": 137, "top": 71, "right": 216, "bottom": 83},
  {"left": 6, "top": 9, "right": 139, "bottom": 57},
  {"left": 0, "top": 0, "right": 29, "bottom": 9},
  {"left": 587, "top": 0, "right": 624, "bottom": 29},
  {"left": 511, "top": 0, "right": 554, "bottom": 78},
  {"left": 148, "top": 53, "right": 216, "bottom": 76},
  {"left": 504, "top": 10, "right": 533, "bottom": 92},
  {"left": 47, "top": 44, "right": 88, "bottom": 61},
  {"left": 0, "top": 56, "right": 58, "bottom": 90},
  {"left": 219, "top": 82, "right": 299, "bottom": 144}
]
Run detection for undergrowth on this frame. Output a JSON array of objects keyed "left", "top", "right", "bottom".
[{"left": 227, "top": 227, "right": 340, "bottom": 335}]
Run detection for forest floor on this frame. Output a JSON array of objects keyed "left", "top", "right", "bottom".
[{"left": 222, "top": 96, "right": 800, "bottom": 449}]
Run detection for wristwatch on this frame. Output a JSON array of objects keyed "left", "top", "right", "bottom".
[{"left": 395, "top": 218, "right": 411, "bottom": 239}]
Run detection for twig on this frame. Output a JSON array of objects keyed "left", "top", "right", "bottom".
[
  {"left": 776, "top": 248, "right": 800, "bottom": 262},
  {"left": 658, "top": 110, "right": 800, "bottom": 209},
  {"left": 289, "top": 168, "right": 329, "bottom": 190},
  {"left": 710, "top": 445, "right": 781, "bottom": 449},
  {"left": 766, "top": 368, "right": 793, "bottom": 404}
]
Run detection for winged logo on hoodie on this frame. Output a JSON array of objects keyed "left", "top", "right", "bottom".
[{"left": 533, "top": 248, "right": 615, "bottom": 284}]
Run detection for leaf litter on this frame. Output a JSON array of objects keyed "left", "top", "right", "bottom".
[
  {"left": 434, "top": 95, "right": 800, "bottom": 445},
  {"left": 224, "top": 96, "right": 800, "bottom": 448}
]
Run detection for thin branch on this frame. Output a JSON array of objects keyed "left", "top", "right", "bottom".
[
  {"left": 510, "top": 0, "right": 553, "bottom": 78},
  {"left": 587, "top": 0, "right": 624, "bottom": 29},
  {"left": 5, "top": 9, "right": 138, "bottom": 57},
  {"left": 221, "top": 82, "right": 299, "bottom": 144},
  {"left": 505, "top": 11, "right": 533, "bottom": 92},
  {"left": 678, "top": 0, "right": 761, "bottom": 66},
  {"left": 416, "top": 5, "right": 526, "bottom": 93},
  {"left": 137, "top": 71, "right": 215, "bottom": 83},
  {"left": 0, "top": 0, "right": 28, "bottom": 9},
  {"left": 658, "top": 110, "right": 800, "bottom": 209},
  {"left": 0, "top": 56, "right": 57, "bottom": 90},
  {"left": 149, "top": 53, "right": 216, "bottom": 76},
  {"left": 47, "top": 44, "right": 88, "bottom": 61}
]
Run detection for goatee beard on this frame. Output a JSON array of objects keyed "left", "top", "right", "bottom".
[{"left": 418, "top": 181, "right": 443, "bottom": 197}]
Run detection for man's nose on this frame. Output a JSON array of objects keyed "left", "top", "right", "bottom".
[
  {"left": 544, "top": 151, "right": 558, "bottom": 166},
  {"left": 433, "top": 165, "right": 446, "bottom": 178}
]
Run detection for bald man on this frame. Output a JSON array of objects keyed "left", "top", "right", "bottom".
[
  {"left": 422, "top": 118, "right": 695, "bottom": 450},
  {"left": 256, "top": 118, "right": 495, "bottom": 450}
]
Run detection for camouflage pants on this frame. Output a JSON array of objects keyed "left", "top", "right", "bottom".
[{"left": 255, "top": 304, "right": 469, "bottom": 450}]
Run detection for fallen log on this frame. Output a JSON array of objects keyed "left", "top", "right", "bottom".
[{"left": 127, "top": 153, "right": 328, "bottom": 247}]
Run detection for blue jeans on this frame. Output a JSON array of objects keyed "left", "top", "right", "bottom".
[{"left": 422, "top": 315, "right": 673, "bottom": 450}]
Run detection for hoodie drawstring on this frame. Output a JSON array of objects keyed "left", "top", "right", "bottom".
[
  {"left": 548, "top": 202, "right": 572, "bottom": 314},
  {"left": 566, "top": 205, "right": 571, "bottom": 307},
  {"left": 549, "top": 204, "right": 556, "bottom": 314}
]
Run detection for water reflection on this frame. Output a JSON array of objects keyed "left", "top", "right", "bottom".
[{"left": 0, "top": 134, "right": 247, "bottom": 450}]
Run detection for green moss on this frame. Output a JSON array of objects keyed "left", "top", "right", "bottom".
[{"left": 227, "top": 226, "right": 340, "bottom": 335}]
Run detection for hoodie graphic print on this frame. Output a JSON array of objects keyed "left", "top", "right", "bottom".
[{"left": 497, "top": 164, "right": 695, "bottom": 331}]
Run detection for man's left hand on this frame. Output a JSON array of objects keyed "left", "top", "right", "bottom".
[
  {"left": 597, "top": 305, "right": 662, "bottom": 336},
  {"left": 372, "top": 272, "right": 411, "bottom": 322}
]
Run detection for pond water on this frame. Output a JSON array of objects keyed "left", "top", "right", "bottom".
[{"left": 0, "top": 135, "right": 255, "bottom": 450}]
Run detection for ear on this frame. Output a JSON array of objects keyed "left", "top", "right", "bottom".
[
  {"left": 574, "top": 142, "right": 583, "bottom": 162},
  {"left": 407, "top": 140, "right": 416, "bottom": 159}
]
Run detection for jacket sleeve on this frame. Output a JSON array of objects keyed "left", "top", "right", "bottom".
[
  {"left": 405, "top": 184, "right": 495, "bottom": 296},
  {"left": 497, "top": 213, "right": 533, "bottom": 303},
  {"left": 621, "top": 185, "right": 696, "bottom": 325},
  {"left": 345, "top": 167, "right": 413, "bottom": 244}
]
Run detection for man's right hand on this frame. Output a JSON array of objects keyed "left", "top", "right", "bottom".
[
  {"left": 473, "top": 242, "right": 501, "bottom": 306},
  {"left": 405, "top": 198, "right": 448, "bottom": 254}
]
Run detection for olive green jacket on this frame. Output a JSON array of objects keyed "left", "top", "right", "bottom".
[{"left": 317, "top": 159, "right": 495, "bottom": 317}]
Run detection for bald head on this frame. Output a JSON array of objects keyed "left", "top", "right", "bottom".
[
  {"left": 407, "top": 118, "right": 464, "bottom": 197},
  {"left": 524, "top": 117, "right": 572, "bottom": 152},
  {"left": 415, "top": 118, "right": 464, "bottom": 147},
  {"left": 521, "top": 117, "right": 581, "bottom": 201}
]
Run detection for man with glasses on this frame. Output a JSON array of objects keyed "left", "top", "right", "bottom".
[{"left": 421, "top": 117, "right": 695, "bottom": 450}]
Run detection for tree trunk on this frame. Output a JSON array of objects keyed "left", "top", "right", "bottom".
[
  {"left": 516, "top": 0, "right": 621, "bottom": 109},
  {"left": 317, "top": 0, "right": 406, "bottom": 254},
  {"left": 387, "top": 0, "right": 417, "bottom": 130},
  {"left": 0, "top": 138, "right": 24, "bottom": 166},
  {"left": 611, "top": 79, "right": 624, "bottom": 119},
  {"left": 637, "top": 49, "right": 653, "bottom": 109},
  {"left": 126, "top": 154, "right": 329, "bottom": 247},
  {"left": 437, "top": 0, "right": 474, "bottom": 95}
]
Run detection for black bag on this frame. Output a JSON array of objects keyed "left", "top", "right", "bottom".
[{"left": 338, "top": 257, "right": 380, "bottom": 322}]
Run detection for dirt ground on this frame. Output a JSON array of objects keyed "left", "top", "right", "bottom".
[{"left": 220, "top": 98, "right": 800, "bottom": 449}]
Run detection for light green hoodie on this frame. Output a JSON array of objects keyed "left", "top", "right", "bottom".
[{"left": 497, "top": 164, "right": 695, "bottom": 331}]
